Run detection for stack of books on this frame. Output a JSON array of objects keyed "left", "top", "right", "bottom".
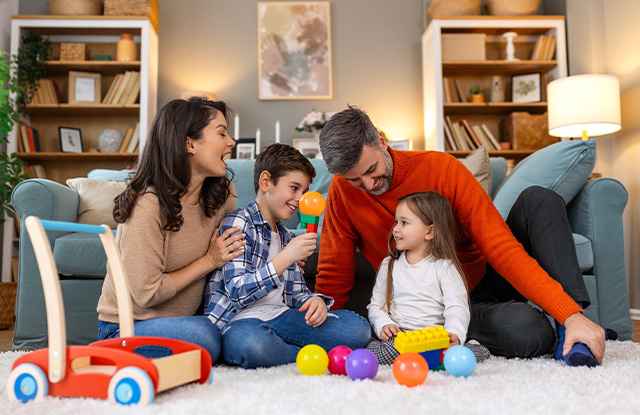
[
  {"left": 17, "top": 122, "right": 41, "bottom": 153},
  {"left": 102, "top": 71, "right": 141, "bottom": 105},
  {"left": 29, "top": 79, "right": 60, "bottom": 105},
  {"left": 444, "top": 117, "right": 502, "bottom": 152},
  {"left": 118, "top": 122, "right": 140, "bottom": 153},
  {"left": 530, "top": 35, "right": 557, "bottom": 61}
]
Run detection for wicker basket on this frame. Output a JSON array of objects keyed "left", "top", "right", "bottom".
[
  {"left": 486, "top": 0, "right": 543, "bottom": 16},
  {"left": 0, "top": 282, "right": 17, "bottom": 330},
  {"left": 428, "top": 0, "right": 481, "bottom": 18},
  {"left": 47, "top": 0, "right": 104, "bottom": 16},
  {"left": 105, "top": 0, "right": 159, "bottom": 33}
]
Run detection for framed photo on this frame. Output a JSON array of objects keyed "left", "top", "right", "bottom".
[
  {"left": 258, "top": 2, "right": 332, "bottom": 100},
  {"left": 293, "top": 138, "right": 322, "bottom": 159},
  {"left": 233, "top": 138, "right": 256, "bottom": 159},
  {"left": 68, "top": 71, "right": 101, "bottom": 104},
  {"left": 388, "top": 139, "right": 410, "bottom": 151},
  {"left": 511, "top": 73, "right": 541, "bottom": 103},
  {"left": 58, "top": 127, "right": 83, "bottom": 153}
]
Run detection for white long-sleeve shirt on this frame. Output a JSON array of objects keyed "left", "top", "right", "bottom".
[{"left": 367, "top": 253, "right": 470, "bottom": 344}]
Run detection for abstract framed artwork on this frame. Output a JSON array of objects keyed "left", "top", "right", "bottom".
[
  {"left": 68, "top": 71, "right": 101, "bottom": 104},
  {"left": 511, "top": 72, "right": 541, "bottom": 103},
  {"left": 258, "top": 1, "right": 332, "bottom": 100},
  {"left": 58, "top": 126, "right": 83, "bottom": 153}
]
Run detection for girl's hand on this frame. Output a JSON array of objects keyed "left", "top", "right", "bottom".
[
  {"left": 449, "top": 332, "right": 461, "bottom": 346},
  {"left": 380, "top": 324, "right": 400, "bottom": 341},
  {"left": 205, "top": 226, "right": 246, "bottom": 270},
  {"left": 299, "top": 296, "right": 327, "bottom": 327}
]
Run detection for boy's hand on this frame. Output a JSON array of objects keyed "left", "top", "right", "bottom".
[
  {"left": 280, "top": 232, "right": 317, "bottom": 265},
  {"left": 380, "top": 324, "right": 400, "bottom": 341},
  {"left": 299, "top": 296, "right": 327, "bottom": 327}
]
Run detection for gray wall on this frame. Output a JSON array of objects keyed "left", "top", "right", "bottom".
[{"left": 19, "top": 0, "right": 426, "bottom": 148}]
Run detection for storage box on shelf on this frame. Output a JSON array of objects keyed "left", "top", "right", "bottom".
[
  {"left": 422, "top": 16, "right": 567, "bottom": 163},
  {"left": 2, "top": 15, "right": 158, "bottom": 283}
]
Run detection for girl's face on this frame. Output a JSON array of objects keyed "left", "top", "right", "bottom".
[
  {"left": 393, "top": 201, "right": 434, "bottom": 256},
  {"left": 189, "top": 111, "right": 235, "bottom": 178}
]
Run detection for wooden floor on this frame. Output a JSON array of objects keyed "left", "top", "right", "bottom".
[{"left": 2, "top": 320, "right": 640, "bottom": 352}]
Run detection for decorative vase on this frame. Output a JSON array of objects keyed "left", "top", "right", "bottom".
[
  {"left": 312, "top": 127, "right": 321, "bottom": 141},
  {"left": 98, "top": 129, "right": 124, "bottom": 153},
  {"left": 490, "top": 75, "right": 505, "bottom": 102},
  {"left": 116, "top": 33, "right": 136, "bottom": 62}
]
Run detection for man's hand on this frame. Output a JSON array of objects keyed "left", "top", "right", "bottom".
[
  {"left": 380, "top": 324, "right": 400, "bottom": 341},
  {"left": 299, "top": 296, "right": 327, "bottom": 327},
  {"left": 563, "top": 312, "right": 606, "bottom": 364}
]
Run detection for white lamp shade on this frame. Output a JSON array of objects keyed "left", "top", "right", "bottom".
[{"left": 547, "top": 74, "right": 621, "bottom": 138}]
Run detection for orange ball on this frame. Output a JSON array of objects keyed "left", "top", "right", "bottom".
[
  {"left": 393, "top": 352, "right": 429, "bottom": 387},
  {"left": 299, "top": 191, "right": 326, "bottom": 216}
]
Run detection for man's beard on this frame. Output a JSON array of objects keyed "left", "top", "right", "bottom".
[{"left": 356, "top": 149, "right": 393, "bottom": 195}]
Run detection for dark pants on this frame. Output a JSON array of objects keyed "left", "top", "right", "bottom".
[{"left": 467, "top": 186, "right": 590, "bottom": 358}]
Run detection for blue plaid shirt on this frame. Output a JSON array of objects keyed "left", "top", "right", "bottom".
[{"left": 204, "top": 201, "right": 333, "bottom": 328}]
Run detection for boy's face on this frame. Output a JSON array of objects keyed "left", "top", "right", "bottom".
[{"left": 262, "top": 170, "right": 311, "bottom": 223}]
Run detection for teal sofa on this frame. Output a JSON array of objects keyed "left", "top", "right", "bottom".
[{"left": 10, "top": 142, "right": 634, "bottom": 350}]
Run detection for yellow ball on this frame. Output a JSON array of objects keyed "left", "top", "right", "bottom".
[{"left": 296, "top": 344, "right": 329, "bottom": 376}]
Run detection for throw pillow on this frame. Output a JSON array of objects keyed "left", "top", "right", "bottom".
[
  {"left": 66, "top": 178, "right": 127, "bottom": 229},
  {"left": 492, "top": 139, "right": 596, "bottom": 219},
  {"left": 460, "top": 145, "right": 493, "bottom": 195},
  {"left": 87, "top": 168, "right": 134, "bottom": 181}
]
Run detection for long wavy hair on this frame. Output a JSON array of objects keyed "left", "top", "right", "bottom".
[
  {"left": 382, "top": 191, "right": 468, "bottom": 311},
  {"left": 113, "top": 97, "right": 234, "bottom": 231}
]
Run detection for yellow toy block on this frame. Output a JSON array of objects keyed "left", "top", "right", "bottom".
[{"left": 394, "top": 326, "right": 450, "bottom": 354}]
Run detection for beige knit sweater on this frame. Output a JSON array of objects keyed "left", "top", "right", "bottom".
[{"left": 97, "top": 185, "right": 236, "bottom": 322}]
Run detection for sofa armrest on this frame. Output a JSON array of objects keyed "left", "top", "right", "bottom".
[
  {"left": 11, "top": 179, "right": 80, "bottom": 349},
  {"left": 566, "top": 177, "right": 633, "bottom": 340}
]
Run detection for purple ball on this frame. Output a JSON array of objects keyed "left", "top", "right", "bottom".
[{"left": 345, "top": 348, "right": 379, "bottom": 380}]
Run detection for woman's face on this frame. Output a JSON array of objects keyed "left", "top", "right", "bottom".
[{"left": 190, "top": 111, "right": 235, "bottom": 178}]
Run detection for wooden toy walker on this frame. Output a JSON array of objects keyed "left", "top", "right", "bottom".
[{"left": 7, "top": 217, "right": 212, "bottom": 405}]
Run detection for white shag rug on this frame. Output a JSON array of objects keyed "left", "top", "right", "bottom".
[{"left": 1, "top": 340, "right": 639, "bottom": 415}]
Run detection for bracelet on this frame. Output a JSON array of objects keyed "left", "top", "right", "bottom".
[{"left": 205, "top": 254, "right": 217, "bottom": 269}]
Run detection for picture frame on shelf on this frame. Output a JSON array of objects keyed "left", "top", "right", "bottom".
[
  {"left": 68, "top": 71, "right": 101, "bottom": 104},
  {"left": 58, "top": 127, "right": 83, "bottom": 153},
  {"left": 388, "top": 139, "right": 411, "bottom": 151},
  {"left": 233, "top": 138, "right": 256, "bottom": 159},
  {"left": 511, "top": 72, "right": 541, "bottom": 103},
  {"left": 293, "top": 138, "right": 322, "bottom": 159},
  {"left": 258, "top": 1, "right": 332, "bottom": 100}
]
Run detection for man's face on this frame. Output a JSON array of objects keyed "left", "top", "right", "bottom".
[{"left": 340, "top": 133, "right": 394, "bottom": 195}]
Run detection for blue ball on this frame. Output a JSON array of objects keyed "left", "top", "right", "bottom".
[{"left": 443, "top": 345, "right": 476, "bottom": 378}]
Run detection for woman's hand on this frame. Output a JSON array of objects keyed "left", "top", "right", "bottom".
[{"left": 205, "top": 226, "right": 246, "bottom": 270}]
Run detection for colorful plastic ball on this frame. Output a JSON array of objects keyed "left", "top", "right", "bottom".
[
  {"left": 328, "top": 346, "right": 352, "bottom": 376},
  {"left": 345, "top": 348, "right": 379, "bottom": 380},
  {"left": 393, "top": 352, "right": 429, "bottom": 387},
  {"left": 296, "top": 344, "right": 329, "bottom": 376},
  {"left": 299, "top": 191, "right": 326, "bottom": 216},
  {"left": 443, "top": 345, "right": 477, "bottom": 378}
]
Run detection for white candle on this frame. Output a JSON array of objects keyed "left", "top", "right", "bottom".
[
  {"left": 256, "top": 128, "right": 261, "bottom": 155},
  {"left": 234, "top": 114, "right": 240, "bottom": 139},
  {"left": 275, "top": 120, "right": 280, "bottom": 144}
]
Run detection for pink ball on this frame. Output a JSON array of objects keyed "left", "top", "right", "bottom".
[{"left": 327, "top": 346, "right": 352, "bottom": 376}]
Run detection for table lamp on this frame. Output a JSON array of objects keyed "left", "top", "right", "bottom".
[{"left": 547, "top": 74, "right": 621, "bottom": 140}]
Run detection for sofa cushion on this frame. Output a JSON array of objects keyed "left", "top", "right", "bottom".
[
  {"left": 54, "top": 232, "right": 113, "bottom": 277},
  {"left": 492, "top": 139, "right": 596, "bottom": 219},
  {"left": 88, "top": 169, "right": 134, "bottom": 181},
  {"left": 66, "top": 178, "right": 127, "bottom": 228},
  {"left": 573, "top": 233, "right": 593, "bottom": 273},
  {"left": 460, "top": 146, "right": 493, "bottom": 195}
]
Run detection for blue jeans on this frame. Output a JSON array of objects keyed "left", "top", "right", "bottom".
[
  {"left": 221, "top": 309, "right": 372, "bottom": 369},
  {"left": 98, "top": 316, "right": 221, "bottom": 362}
]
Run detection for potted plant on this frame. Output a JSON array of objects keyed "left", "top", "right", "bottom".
[{"left": 469, "top": 85, "right": 485, "bottom": 103}]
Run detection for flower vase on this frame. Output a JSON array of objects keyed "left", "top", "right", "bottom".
[
  {"left": 312, "top": 128, "right": 321, "bottom": 141},
  {"left": 117, "top": 33, "right": 136, "bottom": 61}
]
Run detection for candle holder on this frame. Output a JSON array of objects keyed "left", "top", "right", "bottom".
[{"left": 502, "top": 32, "right": 519, "bottom": 61}]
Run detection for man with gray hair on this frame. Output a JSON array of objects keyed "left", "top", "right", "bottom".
[{"left": 315, "top": 105, "right": 608, "bottom": 366}]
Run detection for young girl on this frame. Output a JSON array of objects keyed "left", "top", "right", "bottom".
[{"left": 366, "top": 191, "right": 489, "bottom": 364}]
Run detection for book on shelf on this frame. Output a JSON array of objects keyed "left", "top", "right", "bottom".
[
  {"left": 125, "top": 122, "right": 140, "bottom": 153},
  {"left": 471, "top": 124, "right": 495, "bottom": 150},
  {"left": 480, "top": 124, "right": 501, "bottom": 150},
  {"left": 453, "top": 79, "right": 467, "bottom": 103},
  {"left": 460, "top": 119, "right": 481, "bottom": 148},
  {"left": 451, "top": 122, "right": 471, "bottom": 150},
  {"left": 112, "top": 71, "right": 133, "bottom": 105},
  {"left": 443, "top": 77, "right": 453, "bottom": 104},
  {"left": 18, "top": 123, "right": 29, "bottom": 153},
  {"left": 443, "top": 120, "right": 457, "bottom": 150},
  {"left": 25, "top": 163, "right": 47, "bottom": 179},
  {"left": 102, "top": 73, "right": 124, "bottom": 104},
  {"left": 543, "top": 35, "right": 556, "bottom": 60},
  {"left": 119, "top": 126, "right": 135, "bottom": 152},
  {"left": 119, "top": 71, "right": 140, "bottom": 105},
  {"left": 29, "top": 127, "right": 41, "bottom": 152}
]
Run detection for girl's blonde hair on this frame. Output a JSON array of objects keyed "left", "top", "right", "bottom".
[{"left": 382, "top": 191, "right": 468, "bottom": 311}]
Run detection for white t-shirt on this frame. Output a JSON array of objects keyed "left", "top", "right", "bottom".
[
  {"left": 367, "top": 252, "right": 470, "bottom": 344},
  {"left": 230, "top": 230, "right": 289, "bottom": 322}
]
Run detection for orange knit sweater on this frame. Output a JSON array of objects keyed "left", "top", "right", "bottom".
[{"left": 315, "top": 148, "right": 582, "bottom": 324}]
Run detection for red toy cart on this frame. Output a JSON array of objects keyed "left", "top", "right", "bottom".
[{"left": 7, "top": 217, "right": 212, "bottom": 405}]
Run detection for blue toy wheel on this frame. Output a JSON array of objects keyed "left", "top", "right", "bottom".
[
  {"left": 7, "top": 363, "right": 49, "bottom": 403},
  {"left": 108, "top": 367, "right": 155, "bottom": 405}
]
